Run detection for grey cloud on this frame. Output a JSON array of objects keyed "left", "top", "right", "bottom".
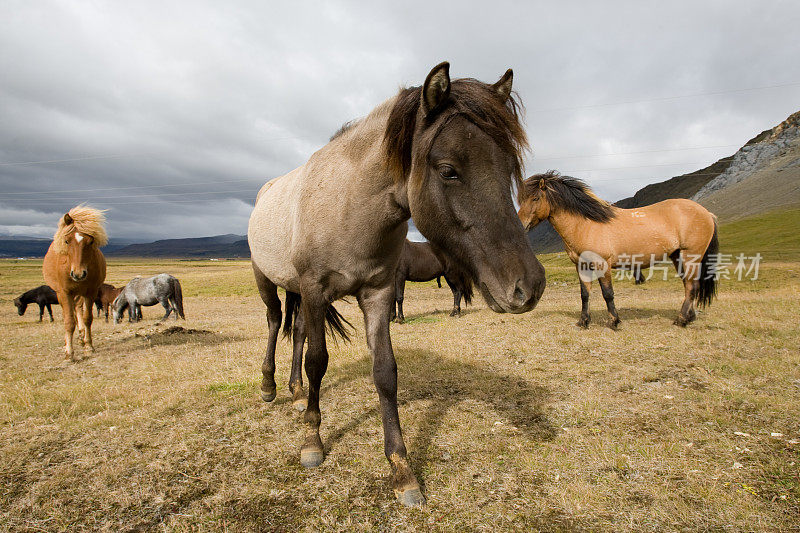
[{"left": 1, "top": 1, "right": 798, "bottom": 240}]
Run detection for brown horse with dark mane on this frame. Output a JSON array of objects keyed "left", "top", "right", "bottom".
[
  {"left": 43, "top": 206, "right": 107, "bottom": 360},
  {"left": 391, "top": 239, "right": 473, "bottom": 323},
  {"left": 249, "top": 62, "right": 545, "bottom": 506},
  {"left": 519, "top": 171, "right": 718, "bottom": 328},
  {"left": 95, "top": 283, "right": 122, "bottom": 322}
]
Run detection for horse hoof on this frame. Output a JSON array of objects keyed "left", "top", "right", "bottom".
[
  {"left": 576, "top": 320, "right": 589, "bottom": 329},
  {"left": 292, "top": 398, "right": 308, "bottom": 412},
  {"left": 395, "top": 487, "right": 426, "bottom": 507},
  {"left": 606, "top": 320, "right": 620, "bottom": 330},
  {"left": 673, "top": 318, "right": 688, "bottom": 328},
  {"left": 300, "top": 447, "right": 325, "bottom": 468},
  {"left": 261, "top": 390, "right": 277, "bottom": 402}
]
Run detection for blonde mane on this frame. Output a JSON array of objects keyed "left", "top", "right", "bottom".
[{"left": 52, "top": 205, "right": 109, "bottom": 253}]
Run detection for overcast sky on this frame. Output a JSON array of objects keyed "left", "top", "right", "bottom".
[{"left": 1, "top": 1, "right": 798, "bottom": 242}]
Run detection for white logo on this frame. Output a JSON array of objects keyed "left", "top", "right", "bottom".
[{"left": 577, "top": 250, "right": 608, "bottom": 282}]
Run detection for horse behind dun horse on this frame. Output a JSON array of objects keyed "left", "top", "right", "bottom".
[
  {"left": 518, "top": 171, "right": 718, "bottom": 328},
  {"left": 43, "top": 206, "right": 107, "bottom": 361}
]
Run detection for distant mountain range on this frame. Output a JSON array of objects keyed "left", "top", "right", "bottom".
[
  {"left": 0, "top": 234, "right": 249, "bottom": 258},
  {"left": 109, "top": 233, "right": 249, "bottom": 258},
  {"left": 4, "top": 111, "right": 797, "bottom": 259}
]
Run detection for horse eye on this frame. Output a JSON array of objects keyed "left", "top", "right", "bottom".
[{"left": 438, "top": 165, "right": 458, "bottom": 180}]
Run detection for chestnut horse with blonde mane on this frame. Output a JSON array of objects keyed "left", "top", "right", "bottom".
[
  {"left": 43, "top": 206, "right": 107, "bottom": 360},
  {"left": 519, "top": 171, "right": 718, "bottom": 328}
]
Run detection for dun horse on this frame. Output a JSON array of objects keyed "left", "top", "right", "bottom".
[
  {"left": 42, "top": 206, "right": 107, "bottom": 360},
  {"left": 518, "top": 171, "right": 718, "bottom": 328},
  {"left": 249, "top": 62, "right": 545, "bottom": 506},
  {"left": 392, "top": 239, "right": 473, "bottom": 323}
]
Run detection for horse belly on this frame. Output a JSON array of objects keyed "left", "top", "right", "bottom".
[{"left": 248, "top": 172, "right": 302, "bottom": 293}]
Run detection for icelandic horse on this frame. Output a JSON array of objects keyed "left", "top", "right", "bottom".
[
  {"left": 248, "top": 62, "right": 546, "bottom": 506},
  {"left": 518, "top": 171, "right": 718, "bottom": 329},
  {"left": 43, "top": 206, "right": 108, "bottom": 360}
]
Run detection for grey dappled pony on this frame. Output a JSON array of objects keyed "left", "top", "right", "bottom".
[{"left": 112, "top": 274, "right": 185, "bottom": 323}]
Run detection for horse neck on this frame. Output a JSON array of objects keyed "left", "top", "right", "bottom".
[{"left": 547, "top": 208, "right": 596, "bottom": 252}]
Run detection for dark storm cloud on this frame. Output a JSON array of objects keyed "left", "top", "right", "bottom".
[{"left": 1, "top": 1, "right": 799, "bottom": 240}]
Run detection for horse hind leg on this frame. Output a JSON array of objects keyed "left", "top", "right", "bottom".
[
  {"left": 672, "top": 251, "right": 699, "bottom": 327},
  {"left": 160, "top": 299, "right": 172, "bottom": 321},
  {"left": 253, "top": 263, "right": 281, "bottom": 402},
  {"left": 289, "top": 303, "right": 308, "bottom": 412},
  {"left": 598, "top": 270, "right": 620, "bottom": 330}
]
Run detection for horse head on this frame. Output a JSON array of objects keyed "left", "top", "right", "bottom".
[{"left": 386, "top": 62, "right": 545, "bottom": 313}]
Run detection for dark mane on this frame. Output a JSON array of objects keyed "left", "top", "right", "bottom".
[
  {"left": 522, "top": 171, "right": 616, "bottom": 223},
  {"left": 329, "top": 119, "right": 361, "bottom": 142},
  {"left": 383, "top": 78, "right": 528, "bottom": 189}
]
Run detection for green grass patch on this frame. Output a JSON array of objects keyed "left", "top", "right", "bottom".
[{"left": 719, "top": 206, "right": 800, "bottom": 260}]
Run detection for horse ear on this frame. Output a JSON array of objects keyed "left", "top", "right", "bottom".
[
  {"left": 492, "top": 69, "right": 514, "bottom": 103},
  {"left": 421, "top": 61, "right": 451, "bottom": 115},
  {"left": 539, "top": 178, "right": 546, "bottom": 190},
  {"left": 63, "top": 213, "right": 73, "bottom": 226}
]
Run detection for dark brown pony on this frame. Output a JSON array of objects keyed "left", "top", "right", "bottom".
[
  {"left": 391, "top": 239, "right": 473, "bottom": 323},
  {"left": 95, "top": 283, "right": 122, "bottom": 322},
  {"left": 42, "top": 206, "right": 107, "bottom": 361},
  {"left": 249, "top": 62, "right": 545, "bottom": 506},
  {"left": 519, "top": 171, "right": 718, "bottom": 328}
]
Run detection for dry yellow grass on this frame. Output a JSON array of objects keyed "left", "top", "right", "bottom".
[{"left": 1, "top": 255, "right": 798, "bottom": 531}]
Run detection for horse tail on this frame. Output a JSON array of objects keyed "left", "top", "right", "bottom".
[
  {"left": 282, "top": 291, "right": 353, "bottom": 343},
  {"left": 460, "top": 274, "right": 474, "bottom": 305},
  {"left": 172, "top": 278, "right": 186, "bottom": 319},
  {"left": 695, "top": 221, "right": 719, "bottom": 308},
  {"left": 436, "top": 276, "right": 441, "bottom": 288},
  {"left": 282, "top": 291, "right": 301, "bottom": 339}
]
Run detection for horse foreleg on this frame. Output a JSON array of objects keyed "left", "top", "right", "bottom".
[
  {"left": 599, "top": 270, "right": 620, "bottom": 330},
  {"left": 75, "top": 297, "right": 86, "bottom": 346},
  {"left": 577, "top": 267, "right": 591, "bottom": 328},
  {"left": 289, "top": 306, "right": 307, "bottom": 411},
  {"left": 298, "top": 291, "right": 329, "bottom": 470},
  {"left": 358, "top": 284, "right": 424, "bottom": 507},
  {"left": 59, "top": 292, "right": 77, "bottom": 361},
  {"left": 80, "top": 296, "right": 94, "bottom": 352}
]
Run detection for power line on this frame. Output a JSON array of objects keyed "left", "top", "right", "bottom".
[
  {"left": 0, "top": 177, "right": 264, "bottom": 196},
  {"left": 529, "top": 80, "right": 800, "bottom": 113},
  {"left": 533, "top": 144, "right": 739, "bottom": 161},
  {"left": 8, "top": 188, "right": 257, "bottom": 202}
]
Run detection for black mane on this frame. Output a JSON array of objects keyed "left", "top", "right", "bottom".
[{"left": 522, "top": 171, "right": 615, "bottom": 223}]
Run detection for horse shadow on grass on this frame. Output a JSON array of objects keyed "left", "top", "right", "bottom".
[{"left": 318, "top": 348, "right": 556, "bottom": 482}]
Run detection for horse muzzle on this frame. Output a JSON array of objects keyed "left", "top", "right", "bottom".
[{"left": 70, "top": 269, "right": 88, "bottom": 282}]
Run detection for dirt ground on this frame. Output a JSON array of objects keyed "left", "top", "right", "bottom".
[{"left": 1, "top": 256, "right": 798, "bottom": 531}]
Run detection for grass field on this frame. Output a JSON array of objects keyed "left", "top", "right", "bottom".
[{"left": 1, "top": 235, "right": 799, "bottom": 530}]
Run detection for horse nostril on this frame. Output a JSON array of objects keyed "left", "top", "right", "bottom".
[{"left": 513, "top": 280, "right": 528, "bottom": 304}]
